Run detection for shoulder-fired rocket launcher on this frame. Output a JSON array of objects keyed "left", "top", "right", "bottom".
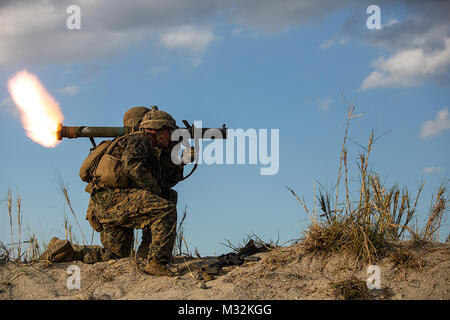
[
  {"left": 56, "top": 120, "right": 227, "bottom": 151},
  {"left": 57, "top": 121, "right": 227, "bottom": 180},
  {"left": 56, "top": 121, "right": 227, "bottom": 141}
]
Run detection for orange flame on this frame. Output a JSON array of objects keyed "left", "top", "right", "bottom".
[{"left": 7, "top": 70, "right": 64, "bottom": 148}]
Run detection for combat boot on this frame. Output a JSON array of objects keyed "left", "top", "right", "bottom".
[
  {"left": 141, "top": 260, "right": 174, "bottom": 277},
  {"left": 39, "top": 237, "right": 75, "bottom": 262}
]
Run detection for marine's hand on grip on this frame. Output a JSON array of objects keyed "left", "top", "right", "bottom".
[{"left": 181, "top": 146, "right": 196, "bottom": 165}]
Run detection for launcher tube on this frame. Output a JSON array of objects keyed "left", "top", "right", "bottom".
[{"left": 56, "top": 123, "right": 227, "bottom": 140}]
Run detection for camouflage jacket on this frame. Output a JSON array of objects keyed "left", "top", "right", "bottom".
[
  {"left": 156, "top": 147, "right": 184, "bottom": 189},
  {"left": 91, "top": 131, "right": 183, "bottom": 197}
]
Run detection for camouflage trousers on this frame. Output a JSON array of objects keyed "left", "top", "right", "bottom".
[{"left": 82, "top": 188, "right": 177, "bottom": 264}]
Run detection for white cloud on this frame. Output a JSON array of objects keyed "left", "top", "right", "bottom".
[
  {"left": 327, "top": 2, "right": 450, "bottom": 89},
  {"left": 385, "top": 19, "right": 398, "bottom": 28},
  {"left": 0, "top": 0, "right": 366, "bottom": 65},
  {"left": 0, "top": 0, "right": 448, "bottom": 88},
  {"left": 0, "top": 1, "right": 218, "bottom": 66},
  {"left": 423, "top": 166, "right": 444, "bottom": 174},
  {"left": 59, "top": 85, "right": 79, "bottom": 96},
  {"left": 0, "top": 1, "right": 145, "bottom": 65},
  {"left": 420, "top": 108, "right": 450, "bottom": 139},
  {"left": 319, "top": 36, "right": 349, "bottom": 50},
  {"left": 316, "top": 98, "right": 332, "bottom": 112},
  {"left": 361, "top": 38, "right": 450, "bottom": 90},
  {"left": 159, "top": 25, "right": 216, "bottom": 53}
]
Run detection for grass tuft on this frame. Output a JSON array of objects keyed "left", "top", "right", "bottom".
[
  {"left": 290, "top": 105, "right": 448, "bottom": 263},
  {"left": 389, "top": 247, "right": 424, "bottom": 269},
  {"left": 330, "top": 276, "right": 369, "bottom": 300},
  {"left": 221, "top": 233, "right": 279, "bottom": 255},
  {"left": 174, "top": 205, "right": 191, "bottom": 257}
]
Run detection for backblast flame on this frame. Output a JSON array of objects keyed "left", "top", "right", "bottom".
[{"left": 7, "top": 70, "right": 64, "bottom": 148}]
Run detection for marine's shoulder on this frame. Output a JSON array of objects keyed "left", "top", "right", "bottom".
[
  {"left": 118, "top": 131, "right": 154, "bottom": 151},
  {"left": 119, "top": 131, "right": 150, "bottom": 143}
]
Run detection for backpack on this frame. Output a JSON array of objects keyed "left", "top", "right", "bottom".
[
  {"left": 79, "top": 140, "right": 113, "bottom": 183},
  {"left": 79, "top": 136, "right": 130, "bottom": 189},
  {"left": 94, "top": 137, "right": 130, "bottom": 188}
]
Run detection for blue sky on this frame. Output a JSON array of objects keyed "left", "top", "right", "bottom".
[{"left": 0, "top": 1, "right": 449, "bottom": 256}]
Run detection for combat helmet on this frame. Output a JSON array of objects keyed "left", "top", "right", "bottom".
[
  {"left": 139, "top": 105, "right": 178, "bottom": 130},
  {"left": 123, "top": 106, "right": 150, "bottom": 132}
]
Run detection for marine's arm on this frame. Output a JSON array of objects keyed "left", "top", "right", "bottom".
[{"left": 161, "top": 149, "right": 184, "bottom": 188}]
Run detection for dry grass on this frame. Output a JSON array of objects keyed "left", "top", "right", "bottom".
[
  {"left": 26, "top": 234, "right": 40, "bottom": 262},
  {"left": 7, "top": 190, "right": 13, "bottom": 241},
  {"left": 56, "top": 173, "right": 87, "bottom": 245},
  {"left": 263, "top": 249, "right": 297, "bottom": 268},
  {"left": 2, "top": 176, "right": 195, "bottom": 264},
  {"left": 0, "top": 269, "right": 27, "bottom": 292},
  {"left": 389, "top": 247, "right": 424, "bottom": 269},
  {"left": 0, "top": 241, "right": 10, "bottom": 261},
  {"left": 2, "top": 178, "right": 88, "bottom": 263},
  {"left": 221, "top": 233, "right": 279, "bottom": 255},
  {"left": 1, "top": 190, "right": 43, "bottom": 263},
  {"left": 101, "top": 273, "right": 115, "bottom": 283},
  {"left": 289, "top": 105, "right": 449, "bottom": 263},
  {"left": 420, "top": 184, "right": 448, "bottom": 242},
  {"left": 174, "top": 205, "right": 191, "bottom": 257},
  {"left": 16, "top": 195, "right": 22, "bottom": 260},
  {"left": 194, "top": 247, "right": 202, "bottom": 259},
  {"left": 330, "top": 276, "right": 369, "bottom": 300}
]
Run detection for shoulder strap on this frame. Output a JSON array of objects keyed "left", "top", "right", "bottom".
[{"left": 104, "top": 135, "right": 126, "bottom": 155}]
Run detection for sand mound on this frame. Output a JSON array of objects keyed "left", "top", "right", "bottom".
[{"left": 1, "top": 241, "right": 448, "bottom": 300}]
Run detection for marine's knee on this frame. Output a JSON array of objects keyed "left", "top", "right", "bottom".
[{"left": 100, "top": 225, "right": 134, "bottom": 258}]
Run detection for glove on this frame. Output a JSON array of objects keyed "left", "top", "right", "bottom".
[{"left": 182, "top": 147, "right": 196, "bottom": 164}]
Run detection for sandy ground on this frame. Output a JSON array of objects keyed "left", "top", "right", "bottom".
[{"left": 0, "top": 241, "right": 448, "bottom": 300}]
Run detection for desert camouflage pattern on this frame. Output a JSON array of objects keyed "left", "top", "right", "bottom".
[
  {"left": 136, "top": 188, "right": 178, "bottom": 260},
  {"left": 101, "top": 131, "right": 164, "bottom": 195},
  {"left": 139, "top": 108, "right": 178, "bottom": 130},
  {"left": 84, "top": 189, "right": 177, "bottom": 264},
  {"left": 85, "top": 190, "right": 179, "bottom": 262},
  {"left": 81, "top": 130, "right": 183, "bottom": 264},
  {"left": 156, "top": 147, "right": 184, "bottom": 192},
  {"left": 123, "top": 106, "right": 150, "bottom": 132}
]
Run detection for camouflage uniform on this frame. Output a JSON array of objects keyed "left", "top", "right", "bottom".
[
  {"left": 40, "top": 107, "right": 185, "bottom": 267},
  {"left": 82, "top": 131, "right": 183, "bottom": 264},
  {"left": 137, "top": 146, "right": 181, "bottom": 260}
]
